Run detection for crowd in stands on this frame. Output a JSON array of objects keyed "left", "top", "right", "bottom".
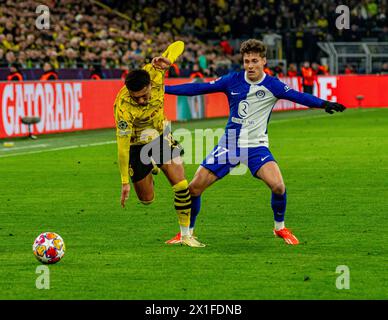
[{"left": 1, "top": 0, "right": 388, "bottom": 81}]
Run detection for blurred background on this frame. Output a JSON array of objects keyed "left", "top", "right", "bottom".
[{"left": 1, "top": 0, "right": 388, "bottom": 81}]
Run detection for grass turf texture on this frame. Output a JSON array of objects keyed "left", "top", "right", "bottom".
[{"left": 0, "top": 108, "right": 387, "bottom": 299}]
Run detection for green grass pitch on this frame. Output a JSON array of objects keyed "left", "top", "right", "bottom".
[{"left": 0, "top": 107, "right": 387, "bottom": 299}]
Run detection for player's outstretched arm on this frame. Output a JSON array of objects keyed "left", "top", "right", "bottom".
[
  {"left": 152, "top": 56, "right": 171, "bottom": 71},
  {"left": 117, "top": 136, "right": 131, "bottom": 207},
  {"left": 161, "top": 41, "right": 185, "bottom": 65},
  {"left": 165, "top": 76, "right": 229, "bottom": 96},
  {"left": 149, "top": 41, "right": 185, "bottom": 71},
  {"left": 321, "top": 100, "right": 346, "bottom": 114},
  {"left": 273, "top": 79, "right": 346, "bottom": 114},
  {"left": 114, "top": 100, "right": 134, "bottom": 207},
  {"left": 121, "top": 183, "right": 130, "bottom": 208}
]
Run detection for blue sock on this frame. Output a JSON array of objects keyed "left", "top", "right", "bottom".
[
  {"left": 190, "top": 195, "right": 201, "bottom": 229},
  {"left": 271, "top": 191, "right": 287, "bottom": 222}
]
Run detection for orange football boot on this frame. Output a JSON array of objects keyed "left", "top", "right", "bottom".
[
  {"left": 165, "top": 232, "right": 181, "bottom": 244},
  {"left": 273, "top": 228, "right": 299, "bottom": 245}
]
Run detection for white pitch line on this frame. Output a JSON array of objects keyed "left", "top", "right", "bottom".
[
  {"left": 0, "top": 140, "right": 116, "bottom": 158},
  {"left": 0, "top": 144, "right": 48, "bottom": 152}
]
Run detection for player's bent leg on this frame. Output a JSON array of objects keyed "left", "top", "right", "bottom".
[
  {"left": 133, "top": 173, "right": 155, "bottom": 205},
  {"left": 161, "top": 159, "right": 206, "bottom": 247},
  {"left": 188, "top": 165, "right": 218, "bottom": 234},
  {"left": 256, "top": 161, "right": 299, "bottom": 245},
  {"left": 189, "top": 165, "right": 218, "bottom": 197},
  {"left": 256, "top": 161, "right": 285, "bottom": 194},
  {"left": 166, "top": 166, "right": 217, "bottom": 244}
]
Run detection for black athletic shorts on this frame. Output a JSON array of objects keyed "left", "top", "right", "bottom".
[{"left": 129, "top": 132, "right": 184, "bottom": 183}]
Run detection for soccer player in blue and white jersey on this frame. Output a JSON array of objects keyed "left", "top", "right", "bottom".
[{"left": 165, "top": 39, "right": 346, "bottom": 246}]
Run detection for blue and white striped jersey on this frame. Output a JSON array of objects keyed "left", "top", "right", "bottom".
[{"left": 165, "top": 71, "right": 325, "bottom": 148}]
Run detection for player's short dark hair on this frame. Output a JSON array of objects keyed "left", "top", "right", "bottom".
[
  {"left": 240, "top": 39, "right": 267, "bottom": 58},
  {"left": 125, "top": 69, "right": 151, "bottom": 92}
]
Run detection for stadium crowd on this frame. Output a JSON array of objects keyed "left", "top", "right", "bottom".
[{"left": 1, "top": 0, "right": 388, "bottom": 80}]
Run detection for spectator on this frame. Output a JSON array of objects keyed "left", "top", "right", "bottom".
[
  {"left": 312, "top": 62, "right": 329, "bottom": 75},
  {"left": 301, "top": 61, "right": 315, "bottom": 94},
  {"left": 380, "top": 62, "right": 388, "bottom": 74},
  {"left": 264, "top": 65, "right": 274, "bottom": 76},
  {"left": 198, "top": 49, "right": 208, "bottom": 71},
  {"left": 378, "top": 26, "right": 388, "bottom": 42},
  {"left": 89, "top": 65, "right": 103, "bottom": 80},
  {"left": 189, "top": 63, "right": 205, "bottom": 79},
  {"left": 1, "top": 0, "right": 387, "bottom": 79},
  {"left": 273, "top": 62, "right": 285, "bottom": 77},
  {"left": 220, "top": 37, "right": 234, "bottom": 55},
  {"left": 120, "top": 65, "right": 129, "bottom": 81},
  {"left": 294, "top": 27, "right": 305, "bottom": 64},
  {"left": 166, "top": 63, "right": 181, "bottom": 78},
  {"left": 7, "top": 63, "right": 23, "bottom": 81},
  {"left": 287, "top": 63, "right": 298, "bottom": 77},
  {"left": 344, "top": 64, "right": 357, "bottom": 74},
  {"left": 0, "top": 48, "right": 8, "bottom": 67},
  {"left": 40, "top": 62, "right": 59, "bottom": 81},
  {"left": 5, "top": 50, "right": 16, "bottom": 66}
]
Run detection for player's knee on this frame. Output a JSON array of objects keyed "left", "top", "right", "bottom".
[
  {"left": 189, "top": 183, "right": 203, "bottom": 197},
  {"left": 139, "top": 194, "right": 155, "bottom": 205},
  {"left": 271, "top": 182, "right": 286, "bottom": 195},
  {"left": 173, "top": 179, "right": 189, "bottom": 192}
]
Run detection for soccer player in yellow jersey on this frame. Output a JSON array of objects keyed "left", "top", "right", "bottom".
[{"left": 113, "top": 41, "right": 205, "bottom": 247}]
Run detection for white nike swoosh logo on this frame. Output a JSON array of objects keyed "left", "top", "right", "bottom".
[
  {"left": 231, "top": 91, "right": 240, "bottom": 95},
  {"left": 261, "top": 156, "right": 270, "bottom": 161}
]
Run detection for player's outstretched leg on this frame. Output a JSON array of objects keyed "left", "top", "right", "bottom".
[
  {"left": 256, "top": 161, "right": 299, "bottom": 245},
  {"left": 172, "top": 179, "right": 205, "bottom": 248},
  {"left": 271, "top": 190, "right": 299, "bottom": 245},
  {"left": 166, "top": 166, "right": 217, "bottom": 245},
  {"left": 189, "top": 195, "right": 201, "bottom": 235},
  {"left": 165, "top": 197, "right": 200, "bottom": 244}
]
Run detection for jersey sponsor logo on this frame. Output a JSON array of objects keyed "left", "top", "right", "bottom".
[
  {"left": 256, "top": 90, "right": 265, "bottom": 99},
  {"left": 231, "top": 117, "right": 255, "bottom": 125},
  {"left": 238, "top": 100, "right": 249, "bottom": 118},
  {"left": 119, "top": 130, "right": 131, "bottom": 136}
]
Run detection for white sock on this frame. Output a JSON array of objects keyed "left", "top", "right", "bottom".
[
  {"left": 180, "top": 225, "right": 190, "bottom": 236},
  {"left": 189, "top": 228, "right": 194, "bottom": 236},
  {"left": 275, "top": 221, "right": 285, "bottom": 231}
]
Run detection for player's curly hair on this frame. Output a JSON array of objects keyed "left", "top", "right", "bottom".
[
  {"left": 240, "top": 39, "right": 267, "bottom": 58},
  {"left": 125, "top": 69, "right": 150, "bottom": 92}
]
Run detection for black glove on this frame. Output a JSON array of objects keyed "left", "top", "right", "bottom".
[{"left": 322, "top": 101, "right": 346, "bottom": 114}]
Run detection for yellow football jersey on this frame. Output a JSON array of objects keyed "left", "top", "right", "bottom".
[{"left": 114, "top": 41, "right": 185, "bottom": 184}]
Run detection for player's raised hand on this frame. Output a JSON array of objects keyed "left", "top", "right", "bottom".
[
  {"left": 151, "top": 56, "right": 171, "bottom": 71},
  {"left": 121, "top": 183, "right": 130, "bottom": 208},
  {"left": 322, "top": 101, "right": 346, "bottom": 114}
]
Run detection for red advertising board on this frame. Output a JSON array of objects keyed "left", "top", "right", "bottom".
[
  {"left": 1, "top": 75, "right": 388, "bottom": 139},
  {"left": 0, "top": 80, "right": 122, "bottom": 139}
]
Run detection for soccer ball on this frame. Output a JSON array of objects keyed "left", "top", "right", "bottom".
[{"left": 32, "top": 232, "right": 65, "bottom": 264}]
